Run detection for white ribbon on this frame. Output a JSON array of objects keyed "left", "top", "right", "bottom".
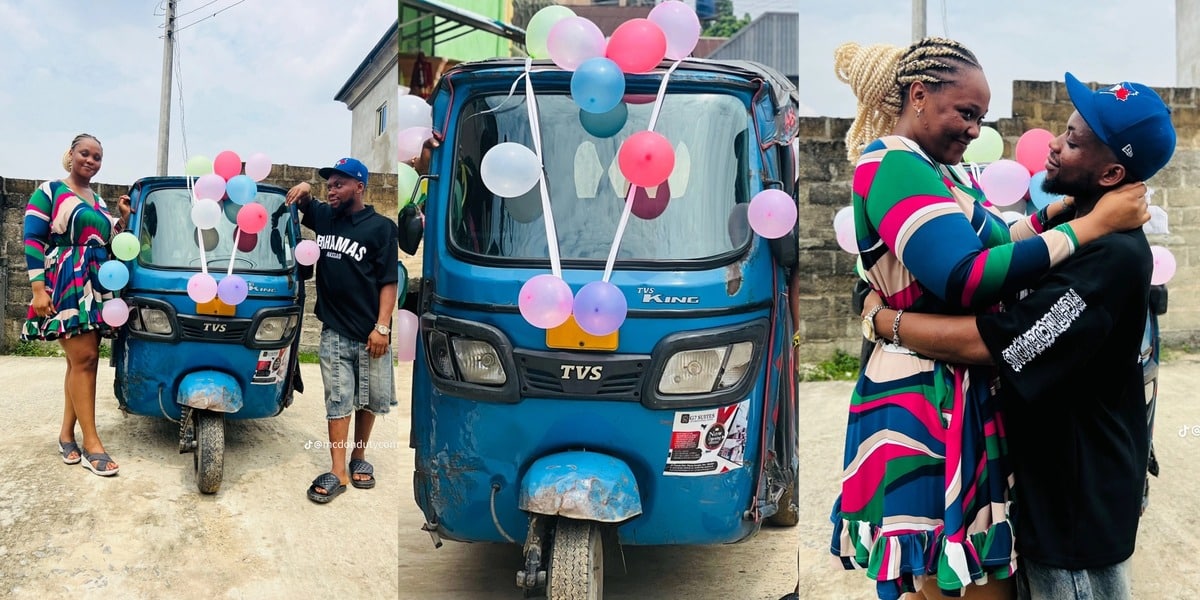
[{"left": 522, "top": 57, "right": 563, "bottom": 278}]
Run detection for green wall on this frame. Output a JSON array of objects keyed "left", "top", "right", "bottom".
[{"left": 400, "top": 0, "right": 513, "bottom": 64}]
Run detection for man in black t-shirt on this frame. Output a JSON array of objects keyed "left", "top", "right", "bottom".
[
  {"left": 858, "top": 74, "right": 1175, "bottom": 599},
  {"left": 286, "top": 157, "right": 399, "bottom": 504}
]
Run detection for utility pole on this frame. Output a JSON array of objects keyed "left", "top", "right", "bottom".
[
  {"left": 156, "top": 0, "right": 176, "bottom": 176},
  {"left": 912, "top": 0, "right": 926, "bottom": 41}
]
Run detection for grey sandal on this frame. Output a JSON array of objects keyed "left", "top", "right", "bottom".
[
  {"left": 58, "top": 440, "right": 82, "bottom": 465},
  {"left": 308, "top": 472, "right": 347, "bottom": 503},
  {"left": 349, "top": 458, "right": 375, "bottom": 489},
  {"left": 80, "top": 450, "right": 119, "bottom": 477}
]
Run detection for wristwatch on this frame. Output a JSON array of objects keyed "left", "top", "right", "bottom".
[
  {"left": 374, "top": 323, "right": 390, "bottom": 336},
  {"left": 861, "top": 304, "right": 886, "bottom": 343}
]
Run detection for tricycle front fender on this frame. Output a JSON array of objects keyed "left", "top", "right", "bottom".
[
  {"left": 177, "top": 371, "right": 243, "bottom": 414},
  {"left": 518, "top": 451, "right": 642, "bottom": 523}
]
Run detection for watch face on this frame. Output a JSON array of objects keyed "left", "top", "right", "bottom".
[{"left": 861, "top": 317, "right": 874, "bottom": 341}]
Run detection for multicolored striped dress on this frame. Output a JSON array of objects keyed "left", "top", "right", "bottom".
[
  {"left": 22, "top": 180, "right": 119, "bottom": 341},
  {"left": 830, "top": 136, "right": 1080, "bottom": 599}
]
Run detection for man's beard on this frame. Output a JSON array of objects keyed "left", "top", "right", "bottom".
[
  {"left": 333, "top": 198, "right": 353, "bottom": 216},
  {"left": 1042, "top": 173, "right": 1100, "bottom": 200}
]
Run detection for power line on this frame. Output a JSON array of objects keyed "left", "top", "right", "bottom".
[
  {"left": 176, "top": 0, "right": 224, "bottom": 20},
  {"left": 173, "top": 0, "right": 249, "bottom": 34},
  {"left": 174, "top": 36, "right": 190, "bottom": 162}
]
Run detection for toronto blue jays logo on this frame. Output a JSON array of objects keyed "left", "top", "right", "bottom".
[{"left": 1101, "top": 82, "right": 1139, "bottom": 101}]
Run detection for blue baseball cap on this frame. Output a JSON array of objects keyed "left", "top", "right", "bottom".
[
  {"left": 318, "top": 157, "right": 369, "bottom": 185},
  {"left": 1064, "top": 72, "right": 1176, "bottom": 181}
]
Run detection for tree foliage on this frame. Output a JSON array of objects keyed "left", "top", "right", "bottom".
[{"left": 701, "top": 0, "right": 752, "bottom": 38}]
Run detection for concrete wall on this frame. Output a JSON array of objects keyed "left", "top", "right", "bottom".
[
  {"left": 345, "top": 28, "right": 399, "bottom": 175},
  {"left": 1, "top": 166, "right": 399, "bottom": 355},
  {"left": 795, "top": 78, "right": 1200, "bottom": 362},
  {"left": 1179, "top": 0, "right": 1199, "bottom": 86}
]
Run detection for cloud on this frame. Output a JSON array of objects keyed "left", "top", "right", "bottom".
[{"left": 0, "top": 0, "right": 394, "bottom": 185}]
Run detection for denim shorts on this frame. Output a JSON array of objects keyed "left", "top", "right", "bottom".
[
  {"left": 319, "top": 327, "right": 394, "bottom": 420},
  {"left": 1016, "top": 557, "right": 1131, "bottom": 600}
]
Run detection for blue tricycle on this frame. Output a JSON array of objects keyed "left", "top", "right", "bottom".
[
  {"left": 400, "top": 59, "right": 800, "bottom": 597},
  {"left": 111, "top": 176, "right": 305, "bottom": 493}
]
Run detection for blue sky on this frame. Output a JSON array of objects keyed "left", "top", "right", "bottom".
[
  {"left": 797, "top": 0, "right": 1177, "bottom": 118},
  {"left": 0, "top": 0, "right": 393, "bottom": 184}
]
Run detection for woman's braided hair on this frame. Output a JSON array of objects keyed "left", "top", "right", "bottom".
[
  {"left": 834, "top": 37, "right": 981, "bottom": 162},
  {"left": 62, "top": 133, "right": 101, "bottom": 173}
]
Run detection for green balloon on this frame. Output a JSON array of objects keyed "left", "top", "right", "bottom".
[
  {"left": 963, "top": 126, "right": 1003, "bottom": 164},
  {"left": 111, "top": 232, "right": 141, "bottom": 261},
  {"left": 186, "top": 155, "right": 213, "bottom": 177},
  {"left": 398, "top": 163, "right": 420, "bottom": 207},
  {"left": 525, "top": 5, "right": 575, "bottom": 59}
]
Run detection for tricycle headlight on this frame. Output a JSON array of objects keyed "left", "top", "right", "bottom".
[
  {"left": 254, "top": 315, "right": 295, "bottom": 342},
  {"left": 658, "top": 342, "right": 756, "bottom": 395},
  {"left": 451, "top": 338, "right": 506, "bottom": 386},
  {"left": 139, "top": 308, "right": 174, "bottom": 335}
]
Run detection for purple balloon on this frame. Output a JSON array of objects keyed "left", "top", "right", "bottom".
[
  {"left": 295, "top": 239, "right": 320, "bottom": 266},
  {"left": 194, "top": 173, "right": 226, "bottom": 202},
  {"left": 395, "top": 309, "right": 420, "bottom": 361},
  {"left": 747, "top": 189, "right": 797, "bottom": 239},
  {"left": 217, "top": 274, "right": 248, "bottom": 306},
  {"left": 648, "top": 1, "right": 701, "bottom": 60},
  {"left": 572, "top": 280, "right": 627, "bottom": 336},
  {"left": 519, "top": 274, "right": 574, "bottom": 329},
  {"left": 398, "top": 127, "right": 432, "bottom": 163}
]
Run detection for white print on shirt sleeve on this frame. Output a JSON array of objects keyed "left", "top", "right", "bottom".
[{"left": 1000, "top": 288, "right": 1087, "bottom": 373}]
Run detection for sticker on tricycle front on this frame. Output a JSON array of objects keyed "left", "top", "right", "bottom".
[{"left": 664, "top": 400, "right": 749, "bottom": 476}]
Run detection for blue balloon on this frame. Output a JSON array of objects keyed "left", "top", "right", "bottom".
[
  {"left": 571, "top": 58, "right": 626, "bottom": 114},
  {"left": 226, "top": 174, "right": 258, "bottom": 205},
  {"left": 1027, "top": 170, "right": 1064, "bottom": 210},
  {"left": 580, "top": 103, "right": 628, "bottom": 138},
  {"left": 98, "top": 260, "right": 129, "bottom": 291}
]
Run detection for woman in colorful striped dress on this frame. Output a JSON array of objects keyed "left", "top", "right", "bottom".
[
  {"left": 828, "top": 39, "right": 1151, "bottom": 600},
  {"left": 24, "top": 134, "right": 131, "bottom": 477}
]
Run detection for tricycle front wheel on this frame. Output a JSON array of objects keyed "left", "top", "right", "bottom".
[
  {"left": 548, "top": 519, "right": 603, "bottom": 600},
  {"left": 193, "top": 411, "right": 225, "bottom": 494}
]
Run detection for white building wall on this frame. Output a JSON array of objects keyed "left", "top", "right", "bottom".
[{"left": 1180, "top": 0, "right": 1199, "bottom": 86}]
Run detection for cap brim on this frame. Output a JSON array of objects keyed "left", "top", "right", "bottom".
[
  {"left": 318, "top": 167, "right": 351, "bottom": 181},
  {"left": 1064, "top": 72, "right": 1109, "bottom": 145}
]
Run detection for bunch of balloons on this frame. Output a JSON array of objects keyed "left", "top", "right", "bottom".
[
  {"left": 517, "top": 275, "right": 628, "bottom": 337},
  {"left": 182, "top": 149, "right": 281, "bottom": 306},
  {"left": 398, "top": 94, "right": 433, "bottom": 206},
  {"left": 97, "top": 231, "right": 141, "bottom": 326}
]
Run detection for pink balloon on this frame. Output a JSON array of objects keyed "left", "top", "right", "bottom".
[
  {"left": 547, "top": 16, "right": 607, "bottom": 71},
  {"left": 606, "top": 19, "right": 667, "bottom": 73},
  {"left": 518, "top": 274, "right": 574, "bottom": 330},
  {"left": 618, "top": 131, "right": 675, "bottom": 188},
  {"left": 395, "top": 309, "right": 420, "bottom": 361},
  {"left": 102, "top": 298, "right": 129, "bottom": 327},
  {"left": 295, "top": 239, "right": 320, "bottom": 266},
  {"left": 833, "top": 205, "right": 854, "bottom": 232},
  {"left": 187, "top": 273, "right": 218, "bottom": 304},
  {"left": 213, "top": 150, "right": 242, "bottom": 181},
  {"left": 1015, "top": 128, "right": 1055, "bottom": 174},
  {"left": 1150, "top": 245, "right": 1177, "bottom": 285},
  {"left": 398, "top": 127, "right": 432, "bottom": 163},
  {"left": 236, "top": 202, "right": 269, "bottom": 235},
  {"left": 836, "top": 227, "right": 859, "bottom": 254},
  {"left": 194, "top": 173, "right": 226, "bottom": 202},
  {"left": 245, "top": 152, "right": 272, "bottom": 182},
  {"left": 648, "top": 1, "right": 701, "bottom": 60},
  {"left": 979, "top": 159, "right": 1032, "bottom": 207},
  {"left": 747, "top": 189, "right": 798, "bottom": 239}
]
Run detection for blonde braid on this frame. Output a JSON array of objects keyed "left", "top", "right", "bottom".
[
  {"left": 834, "top": 42, "right": 906, "bottom": 163},
  {"left": 835, "top": 37, "right": 981, "bottom": 163},
  {"left": 62, "top": 133, "right": 101, "bottom": 173}
]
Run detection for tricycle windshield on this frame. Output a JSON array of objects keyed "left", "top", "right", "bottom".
[
  {"left": 137, "top": 188, "right": 296, "bottom": 273},
  {"left": 449, "top": 92, "right": 753, "bottom": 262}
]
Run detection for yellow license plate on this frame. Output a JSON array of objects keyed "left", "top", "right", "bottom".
[
  {"left": 546, "top": 315, "right": 618, "bottom": 351},
  {"left": 195, "top": 297, "right": 236, "bottom": 316}
]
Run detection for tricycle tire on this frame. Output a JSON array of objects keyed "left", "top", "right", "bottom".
[
  {"left": 547, "top": 519, "right": 603, "bottom": 600},
  {"left": 768, "top": 480, "right": 799, "bottom": 527},
  {"left": 193, "top": 411, "right": 225, "bottom": 494}
]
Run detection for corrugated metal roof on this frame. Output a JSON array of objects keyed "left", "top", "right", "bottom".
[{"left": 707, "top": 12, "right": 797, "bottom": 79}]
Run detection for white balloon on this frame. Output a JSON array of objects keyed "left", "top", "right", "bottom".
[
  {"left": 481, "top": 143, "right": 542, "bottom": 198},
  {"left": 397, "top": 95, "right": 433, "bottom": 131},
  {"left": 190, "top": 198, "right": 222, "bottom": 230}
]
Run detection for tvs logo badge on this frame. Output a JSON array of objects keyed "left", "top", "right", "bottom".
[{"left": 1102, "top": 83, "right": 1139, "bottom": 101}]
